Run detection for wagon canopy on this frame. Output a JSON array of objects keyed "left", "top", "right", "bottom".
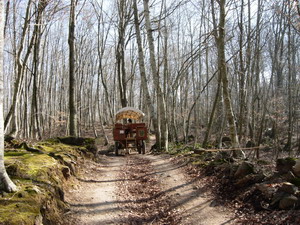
[{"left": 115, "top": 107, "right": 145, "bottom": 121}]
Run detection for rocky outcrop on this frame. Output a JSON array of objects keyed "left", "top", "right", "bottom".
[
  {"left": 205, "top": 153, "right": 300, "bottom": 211},
  {"left": 256, "top": 182, "right": 299, "bottom": 210}
]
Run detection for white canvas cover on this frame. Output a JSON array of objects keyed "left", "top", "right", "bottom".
[{"left": 115, "top": 107, "right": 145, "bottom": 121}]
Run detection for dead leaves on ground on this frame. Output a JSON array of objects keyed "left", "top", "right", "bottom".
[{"left": 117, "top": 156, "right": 181, "bottom": 225}]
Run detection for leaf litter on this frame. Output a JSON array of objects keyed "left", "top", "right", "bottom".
[{"left": 117, "top": 156, "right": 181, "bottom": 225}]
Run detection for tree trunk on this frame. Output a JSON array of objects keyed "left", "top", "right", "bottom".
[
  {"left": 92, "top": 0, "right": 115, "bottom": 122},
  {"left": 143, "top": 0, "right": 168, "bottom": 150},
  {"left": 30, "top": 0, "right": 47, "bottom": 140},
  {"left": 212, "top": 0, "right": 244, "bottom": 157},
  {"left": 68, "top": 0, "right": 77, "bottom": 136},
  {"left": 4, "top": 0, "right": 33, "bottom": 136},
  {"left": 286, "top": 2, "right": 295, "bottom": 153},
  {"left": 202, "top": 74, "right": 222, "bottom": 147},
  {"left": 0, "top": 0, "right": 17, "bottom": 192},
  {"left": 133, "top": 0, "right": 159, "bottom": 145},
  {"left": 116, "top": 0, "right": 128, "bottom": 108}
]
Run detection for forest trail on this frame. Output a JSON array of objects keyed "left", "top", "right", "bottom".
[
  {"left": 64, "top": 155, "right": 125, "bottom": 224},
  {"left": 64, "top": 151, "right": 234, "bottom": 225}
]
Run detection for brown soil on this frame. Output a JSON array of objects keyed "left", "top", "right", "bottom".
[
  {"left": 64, "top": 151, "right": 234, "bottom": 225},
  {"left": 64, "top": 155, "right": 125, "bottom": 224}
]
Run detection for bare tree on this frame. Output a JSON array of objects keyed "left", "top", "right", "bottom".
[
  {"left": 133, "top": 0, "right": 159, "bottom": 145},
  {"left": 116, "top": 0, "right": 128, "bottom": 108},
  {"left": 68, "top": 0, "right": 78, "bottom": 136},
  {"left": 4, "top": 0, "right": 33, "bottom": 137},
  {"left": 0, "top": 0, "right": 17, "bottom": 192},
  {"left": 211, "top": 0, "right": 243, "bottom": 156},
  {"left": 30, "top": 0, "right": 48, "bottom": 139},
  {"left": 143, "top": 0, "right": 168, "bottom": 150}
]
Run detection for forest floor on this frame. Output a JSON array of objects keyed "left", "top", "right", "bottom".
[{"left": 63, "top": 146, "right": 235, "bottom": 224}]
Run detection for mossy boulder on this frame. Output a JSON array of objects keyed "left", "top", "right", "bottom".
[
  {"left": 1, "top": 139, "right": 91, "bottom": 225},
  {"left": 57, "top": 137, "right": 97, "bottom": 156},
  {"left": 57, "top": 136, "right": 94, "bottom": 146},
  {"left": 0, "top": 182, "right": 63, "bottom": 225}
]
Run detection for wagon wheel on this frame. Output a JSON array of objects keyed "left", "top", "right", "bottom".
[
  {"left": 114, "top": 142, "right": 119, "bottom": 156},
  {"left": 141, "top": 141, "right": 146, "bottom": 154}
]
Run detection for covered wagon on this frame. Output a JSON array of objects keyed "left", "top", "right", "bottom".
[{"left": 113, "top": 107, "right": 147, "bottom": 155}]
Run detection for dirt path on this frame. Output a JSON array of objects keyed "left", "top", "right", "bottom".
[
  {"left": 64, "top": 156, "right": 125, "bottom": 225},
  {"left": 64, "top": 153, "right": 234, "bottom": 225},
  {"left": 145, "top": 154, "right": 234, "bottom": 225}
]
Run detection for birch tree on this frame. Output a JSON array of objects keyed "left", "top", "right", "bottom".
[
  {"left": 143, "top": 0, "right": 168, "bottom": 150},
  {"left": 133, "top": 0, "right": 159, "bottom": 146},
  {"left": 0, "top": 0, "right": 17, "bottom": 192}
]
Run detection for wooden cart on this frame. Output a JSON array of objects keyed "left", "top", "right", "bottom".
[{"left": 113, "top": 107, "right": 147, "bottom": 155}]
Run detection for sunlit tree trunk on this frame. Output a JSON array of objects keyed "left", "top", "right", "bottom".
[
  {"left": 133, "top": 0, "right": 159, "bottom": 144},
  {"left": 0, "top": 0, "right": 17, "bottom": 192},
  {"left": 30, "top": 0, "right": 47, "bottom": 139},
  {"left": 143, "top": 0, "right": 168, "bottom": 150},
  {"left": 116, "top": 0, "right": 129, "bottom": 108},
  {"left": 212, "top": 0, "right": 243, "bottom": 156},
  {"left": 68, "top": 0, "right": 77, "bottom": 136},
  {"left": 4, "top": 0, "right": 32, "bottom": 136}
]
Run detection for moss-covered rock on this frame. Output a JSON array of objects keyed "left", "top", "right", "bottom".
[
  {"left": 0, "top": 182, "right": 47, "bottom": 225},
  {"left": 1, "top": 138, "right": 93, "bottom": 225}
]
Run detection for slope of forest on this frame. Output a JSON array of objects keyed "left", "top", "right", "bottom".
[
  {"left": 169, "top": 145, "right": 300, "bottom": 224},
  {"left": 1, "top": 0, "right": 300, "bottom": 224}
]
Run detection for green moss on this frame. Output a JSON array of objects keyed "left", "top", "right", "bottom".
[
  {"left": 83, "top": 137, "right": 95, "bottom": 144},
  {"left": 25, "top": 185, "right": 42, "bottom": 195},
  {"left": 0, "top": 183, "right": 43, "bottom": 225},
  {"left": 36, "top": 144, "right": 56, "bottom": 153},
  {"left": 4, "top": 151, "right": 28, "bottom": 157},
  {"left": 43, "top": 138, "right": 60, "bottom": 144},
  {"left": 36, "top": 143, "right": 64, "bottom": 152},
  {"left": 1, "top": 138, "right": 91, "bottom": 224},
  {"left": 194, "top": 143, "right": 203, "bottom": 149},
  {"left": 57, "top": 136, "right": 95, "bottom": 146},
  {"left": 22, "top": 154, "right": 57, "bottom": 177},
  {"left": 0, "top": 203, "right": 40, "bottom": 225}
]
